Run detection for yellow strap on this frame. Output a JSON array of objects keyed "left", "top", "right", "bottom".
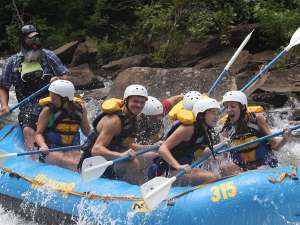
[{"left": 0, "top": 165, "right": 142, "bottom": 201}]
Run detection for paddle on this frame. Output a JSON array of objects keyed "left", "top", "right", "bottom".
[
  {"left": 0, "top": 144, "right": 82, "bottom": 161},
  {"left": 241, "top": 26, "right": 300, "bottom": 92},
  {"left": 0, "top": 84, "right": 50, "bottom": 118},
  {"left": 81, "top": 143, "right": 161, "bottom": 182},
  {"left": 141, "top": 143, "right": 228, "bottom": 211},
  {"left": 207, "top": 30, "right": 254, "bottom": 96},
  {"left": 141, "top": 123, "right": 299, "bottom": 211}
]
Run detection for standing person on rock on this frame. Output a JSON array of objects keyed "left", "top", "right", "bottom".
[
  {"left": 0, "top": 24, "right": 69, "bottom": 151},
  {"left": 35, "top": 80, "right": 90, "bottom": 171},
  {"left": 78, "top": 84, "right": 154, "bottom": 184}
]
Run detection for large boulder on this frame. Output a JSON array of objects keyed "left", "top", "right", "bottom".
[
  {"left": 53, "top": 41, "right": 79, "bottom": 65},
  {"left": 102, "top": 54, "right": 149, "bottom": 79},
  {"left": 177, "top": 23, "right": 258, "bottom": 66},
  {"left": 107, "top": 67, "right": 236, "bottom": 100},
  {"left": 68, "top": 63, "right": 104, "bottom": 90},
  {"left": 70, "top": 38, "right": 98, "bottom": 67},
  {"left": 194, "top": 49, "right": 250, "bottom": 74}
]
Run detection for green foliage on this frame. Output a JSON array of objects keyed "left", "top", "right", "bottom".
[{"left": 0, "top": 0, "right": 299, "bottom": 66}]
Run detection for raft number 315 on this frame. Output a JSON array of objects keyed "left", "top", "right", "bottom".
[{"left": 210, "top": 181, "right": 237, "bottom": 203}]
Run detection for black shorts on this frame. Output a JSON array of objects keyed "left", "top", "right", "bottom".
[{"left": 18, "top": 103, "right": 42, "bottom": 130}]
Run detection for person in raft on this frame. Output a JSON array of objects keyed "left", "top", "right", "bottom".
[
  {"left": 78, "top": 84, "right": 156, "bottom": 184},
  {"left": 157, "top": 98, "right": 234, "bottom": 186},
  {"left": 221, "top": 90, "right": 291, "bottom": 170},
  {"left": 35, "top": 80, "right": 90, "bottom": 171}
]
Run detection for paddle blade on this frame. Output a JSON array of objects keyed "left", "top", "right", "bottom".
[
  {"left": 224, "top": 29, "right": 254, "bottom": 70},
  {"left": 141, "top": 176, "right": 175, "bottom": 211},
  {"left": 0, "top": 152, "right": 17, "bottom": 161},
  {"left": 81, "top": 156, "right": 112, "bottom": 183},
  {"left": 286, "top": 27, "right": 300, "bottom": 51}
]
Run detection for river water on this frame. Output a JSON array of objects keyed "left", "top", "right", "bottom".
[{"left": 1, "top": 90, "right": 300, "bottom": 224}]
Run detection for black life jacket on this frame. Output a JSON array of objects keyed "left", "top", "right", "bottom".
[{"left": 77, "top": 111, "right": 137, "bottom": 172}]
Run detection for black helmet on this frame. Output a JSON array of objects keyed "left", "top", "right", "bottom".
[{"left": 21, "top": 24, "right": 38, "bottom": 36}]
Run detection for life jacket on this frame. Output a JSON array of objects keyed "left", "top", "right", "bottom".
[
  {"left": 41, "top": 98, "right": 83, "bottom": 148},
  {"left": 77, "top": 99, "right": 137, "bottom": 175},
  {"left": 148, "top": 120, "right": 208, "bottom": 180},
  {"left": 14, "top": 51, "right": 50, "bottom": 102},
  {"left": 223, "top": 112, "right": 277, "bottom": 170}
]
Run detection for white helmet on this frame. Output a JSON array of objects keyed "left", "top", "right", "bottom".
[
  {"left": 183, "top": 91, "right": 202, "bottom": 110},
  {"left": 192, "top": 98, "right": 220, "bottom": 117},
  {"left": 48, "top": 80, "right": 75, "bottom": 101},
  {"left": 222, "top": 90, "right": 247, "bottom": 106},
  {"left": 123, "top": 84, "right": 148, "bottom": 100},
  {"left": 142, "top": 96, "right": 164, "bottom": 115}
]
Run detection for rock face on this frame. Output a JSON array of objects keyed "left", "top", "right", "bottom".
[
  {"left": 107, "top": 67, "right": 235, "bottom": 100},
  {"left": 53, "top": 41, "right": 79, "bottom": 65},
  {"left": 68, "top": 63, "right": 104, "bottom": 90}
]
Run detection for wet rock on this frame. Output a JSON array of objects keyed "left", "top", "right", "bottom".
[
  {"left": 250, "top": 90, "right": 289, "bottom": 108},
  {"left": 177, "top": 23, "right": 258, "bottom": 66},
  {"left": 107, "top": 67, "right": 235, "bottom": 100},
  {"left": 69, "top": 63, "right": 104, "bottom": 90},
  {"left": 53, "top": 41, "right": 79, "bottom": 65},
  {"left": 102, "top": 54, "right": 149, "bottom": 79},
  {"left": 194, "top": 49, "right": 250, "bottom": 74},
  {"left": 82, "top": 87, "right": 111, "bottom": 101},
  {"left": 70, "top": 38, "right": 98, "bottom": 67}
]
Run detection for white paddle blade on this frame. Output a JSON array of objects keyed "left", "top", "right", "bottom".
[
  {"left": 81, "top": 156, "right": 112, "bottom": 182},
  {"left": 0, "top": 153, "right": 17, "bottom": 161},
  {"left": 141, "top": 176, "right": 176, "bottom": 211},
  {"left": 285, "top": 27, "right": 300, "bottom": 51},
  {"left": 225, "top": 30, "right": 254, "bottom": 70}
]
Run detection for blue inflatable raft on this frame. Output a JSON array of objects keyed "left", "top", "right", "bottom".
[{"left": 0, "top": 124, "right": 300, "bottom": 225}]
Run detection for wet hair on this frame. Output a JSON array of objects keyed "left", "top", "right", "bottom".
[{"left": 195, "top": 112, "right": 215, "bottom": 158}]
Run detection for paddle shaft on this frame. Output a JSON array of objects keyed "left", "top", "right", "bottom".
[
  {"left": 241, "top": 49, "right": 287, "bottom": 92},
  {"left": 18, "top": 144, "right": 82, "bottom": 156},
  {"left": 208, "top": 69, "right": 228, "bottom": 96},
  {"left": 217, "top": 124, "right": 300, "bottom": 155},
  {"left": 112, "top": 143, "right": 161, "bottom": 164},
  {"left": 175, "top": 143, "right": 228, "bottom": 179},
  {"left": 9, "top": 84, "right": 50, "bottom": 113}
]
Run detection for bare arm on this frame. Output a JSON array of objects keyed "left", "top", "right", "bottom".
[
  {"left": 158, "top": 125, "right": 194, "bottom": 169},
  {"left": 80, "top": 103, "right": 91, "bottom": 136},
  {"left": 244, "top": 71, "right": 270, "bottom": 97},
  {"left": 91, "top": 115, "right": 126, "bottom": 160},
  {"left": 35, "top": 107, "right": 51, "bottom": 149},
  {"left": 256, "top": 114, "right": 288, "bottom": 150},
  {"left": 0, "top": 87, "right": 9, "bottom": 116},
  {"left": 166, "top": 95, "right": 184, "bottom": 106}
]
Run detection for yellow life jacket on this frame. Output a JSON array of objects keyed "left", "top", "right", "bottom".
[
  {"left": 231, "top": 134, "right": 259, "bottom": 163},
  {"left": 45, "top": 100, "right": 83, "bottom": 147},
  {"left": 101, "top": 98, "right": 124, "bottom": 113},
  {"left": 219, "top": 105, "right": 265, "bottom": 125},
  {"left": 168, "top": 101, "right": 196, "bottom": 125},
  {"left": 39, "top": 96, "right": 83, "bottom": 106}
]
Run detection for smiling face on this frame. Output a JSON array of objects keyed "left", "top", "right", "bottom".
[
  {"left": 204, "top": 108, "right": 220, "bottom": 128},
  {"left": 223, "top": 101, "right": 242, "bottom": 123},
  {"left": 127, "top": 96, "right": 147, "bottom": 115}
]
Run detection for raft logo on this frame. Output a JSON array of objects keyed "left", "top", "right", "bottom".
[
  {"left": 210, "top": 181, "right": 237, "bottom": 203},
  {"left": 32, "top": 174, "right": 76, "bottom": 198}
]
